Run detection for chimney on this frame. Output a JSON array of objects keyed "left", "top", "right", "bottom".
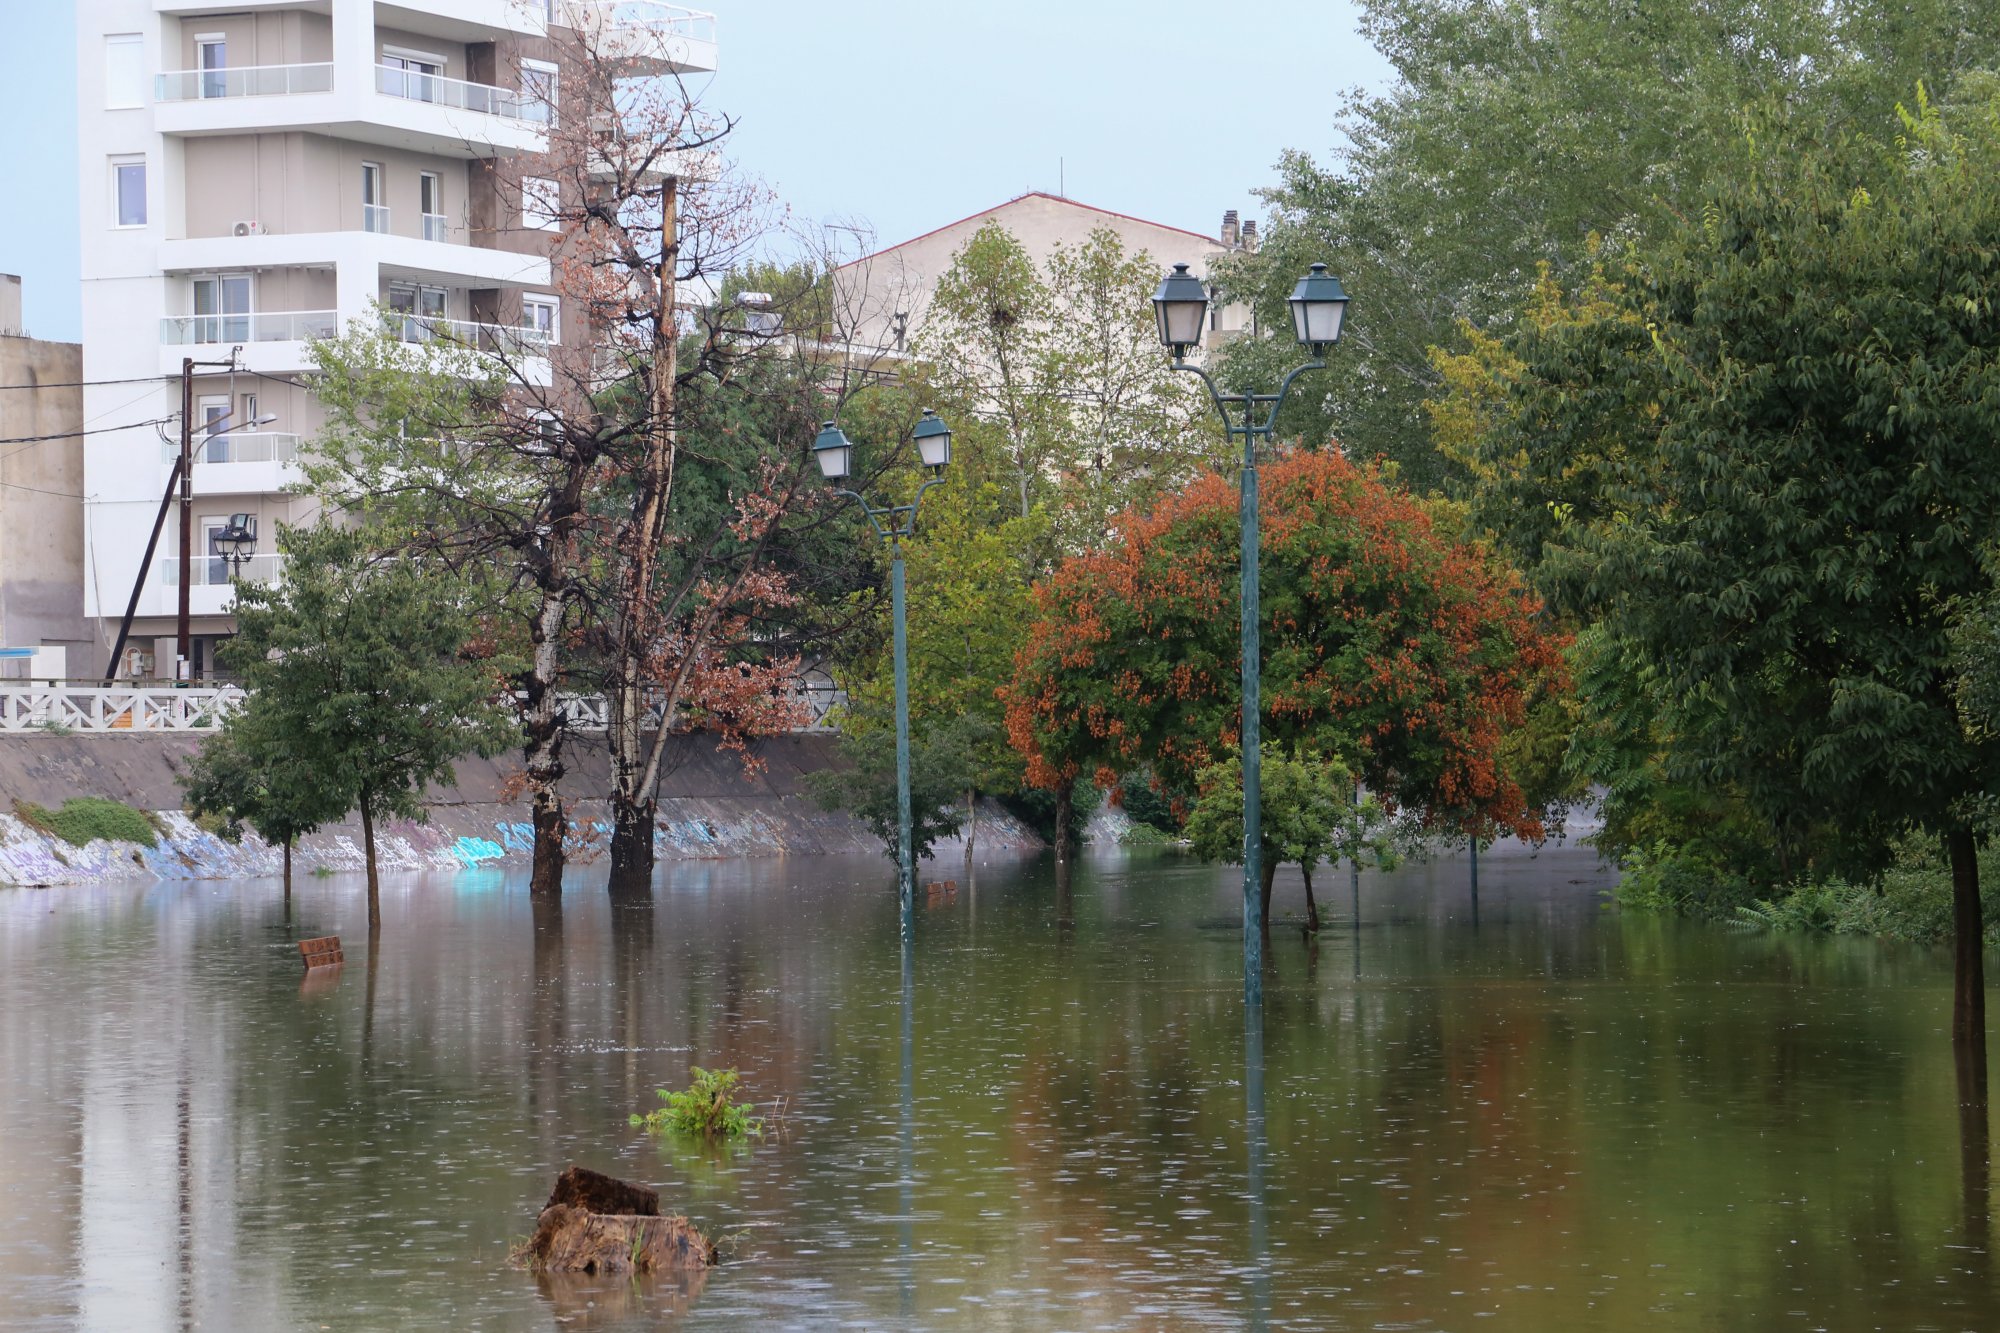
[
  {"left": 0, "top": 274, "right": 20, "bottom": 335},
  {"left": 1241, "top": 220, "right": 1259, "bottom": 253},
  {"left": 1220, "top": 209, "right": 1239, "bottom": 249}
]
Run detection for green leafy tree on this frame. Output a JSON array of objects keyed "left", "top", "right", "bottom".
[
  {"left": 1516, "top": 93, "right": 2000, "bottom": 1050},
  {"left": 222, "top": 525, "right": 518, "bottom": 931},
  {"left": 182, "top": 719, "right": 347, "bottom": 894},
  {"left": 1183, "top": 746, "right": 1392, "bottom": 934},
  {"left": 1215, "top": 0, "right": 2000, "bottom": 488},
  {"left": 806, "top": 707, "right": 985, "bottom": 869}
]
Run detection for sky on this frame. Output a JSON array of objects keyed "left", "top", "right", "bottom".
[{"left": 0, "top": 0, "right": 1394, "bottom": 344}]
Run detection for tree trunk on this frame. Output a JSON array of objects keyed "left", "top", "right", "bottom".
[
  {"left": 1053, "top": 784, "right": 1073, "bottom": 871},
  {"left": 607, "top": 797, "right": 656, "bottom": 899},
  {"left": 1949, "top": 826, "right": 1986, "bottom": 1052},
  {"left": 964, "top": 786, "right": 977, "bottom": 869},
  {"left": 1260, "top": 857, "right": 1278, "bottom": 939},
  {"left": 605, "top": 178, "right": 679, "bottom": 893},
  {"left": 1302, "top": 863, "right": 1320, "bottom": 936},
  {"left": 523, "top": 582, "right": 571, "bottom": 899},
  {"left": 282, "top": 837, "right": 292, "bottom": 900},
  {"left": 359, "top": 796, "right": 380, "bottom": 936}
]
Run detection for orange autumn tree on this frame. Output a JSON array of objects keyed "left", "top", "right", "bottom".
[{"left": 1002, "top": 448, "right": 1568, "bottom": 844}]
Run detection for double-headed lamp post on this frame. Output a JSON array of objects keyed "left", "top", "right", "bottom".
[
  {"left": 813, "top": 409, "right": 954, "bottom": 919},
  {"left": 1154, "top": 260, "right": 1349, "bottom": 1005}
]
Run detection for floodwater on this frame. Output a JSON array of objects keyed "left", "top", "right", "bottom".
[{"left": 0, "top": 844, "right": 1992, "bottom": 1331}]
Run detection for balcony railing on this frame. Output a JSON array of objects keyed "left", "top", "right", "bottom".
[
  {"left": 156, "top": 62, "right": 333, "bottom": 101},
  {"left": 386, "top": 314, "right": 553, "bottom": 355},
  {"left": 567, "top": 1, "right": 717, "bottom": 42},
  {"left": 159, "top": 554, "right": 287, "bottom": 588},
  {"left": 364, "top": 204, "right": 391, "bottom": 233},
  {"left": 161, "top": 311, "right": 338, "bottom": 346},
  {"left": 161, "top": 433, "right": 303, "bottom": 466},
  {"left": 422, "top": 212, "right": 451, "bottom": 242},
  {"left": 375, "top": 64, "right": 548, "bottom": 123}
]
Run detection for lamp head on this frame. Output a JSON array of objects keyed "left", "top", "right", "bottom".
[
  {"left": 811, "top": 420, "right": 853, "bottom": 481},
  {"left": 1288, "top": 262, "right": 1349, "bottom": 353},
  {"left": 910, "top": 408, "right": 951, "bottom": 471},
  {"left": 1152, "top": 263, "right": 1210, "bottom": 357}
]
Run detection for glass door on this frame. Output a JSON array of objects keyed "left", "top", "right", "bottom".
[
  {"left": 198, "top": 394, "right": 231, "bottom": 461},
  {"left": 192, "top": 274, "right": 251, "bottom": 344},
  {"left": 198, "top": 38, "right": 227, "bottom": 99},
  {"left": 420, "top": 171, "right": 445, "bottom": 241},
  {"left": 361, "top": 162, "right": 387, "bottom": 233},
  {"left": 382, "top": 53, "right": 441, "bottom": 103}
]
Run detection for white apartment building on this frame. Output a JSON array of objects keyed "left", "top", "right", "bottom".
[{"left": 75, "top": 0, "right": 717, "bottom": 680}]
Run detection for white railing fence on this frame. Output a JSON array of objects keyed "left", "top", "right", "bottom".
[
  {"left": 0, "top": 682, "right": 842, "bottom": 735},
  {"left": 0, "top": 686, "right": 245, "bottom": 734},
  {"left": 156, "top": 63, "right": 334, "bottom": 101}
]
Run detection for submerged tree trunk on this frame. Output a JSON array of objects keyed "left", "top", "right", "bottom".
[
  {"left": 282, "top": 837, "right": 293, "bottom": 899},
  {"left": 359, "top": 797, "right": 380, "bottom": 936},
  {"left": 607, "top": 796, "right": 656, "bottom": 899},
  {"left": 523, "top": 580, "right": 572, "bottom": 898},
  {"left": 1949, "top": 826, "right": 1987, "bottom": 1051},
  {"left": 1053, "top": 784, "right": 1073, "bottom": 872},
  {"left": 964, "top": 786, "right": 977, "bottom": 869},
  {"left": 1302, "top": 863, "right": 1320, "bottom": 936}
]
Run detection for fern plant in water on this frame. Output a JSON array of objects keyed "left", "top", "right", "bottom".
[{"left": 631, "top": 1066, "right": 764, "bottom": 1140}]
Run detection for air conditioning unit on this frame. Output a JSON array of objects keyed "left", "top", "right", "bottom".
[{"left": 231, "top": 220, "right": 264, "bottom": 237}]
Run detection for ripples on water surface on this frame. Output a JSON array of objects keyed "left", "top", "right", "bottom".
[{"left": 0, "top": 844, "right": 1991, "bottom": 1330}]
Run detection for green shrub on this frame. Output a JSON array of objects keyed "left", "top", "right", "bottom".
[
  {"left": 13, "top": 798, "right": 157, "bottom": 849},
  {"left": 190, "top": 808, "right": 243, "bottom": 844},
  {"left": 1731, "top": 837, "right": 2000, "bottom": 946},
  {"left": 630, "top": 1067, "right": 763, "bottom": 1140},
  {"left": 1613, "top": 839, "right": 1756, "bottom": 919}
]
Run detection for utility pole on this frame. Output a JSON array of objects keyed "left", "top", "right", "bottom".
[{"left": 176, "top": 356, "right": 195, "bottom": 679}]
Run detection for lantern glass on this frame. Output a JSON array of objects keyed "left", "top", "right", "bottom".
[
  {"left": 812, "top": 421, "right": 853, "bottom": 481},
  {"left": 1151, "top": 263, "right": 1210, "bottom": 352},
  {"left": 911, "top": 409, "right": 951, "bottom": 470},
  {"left": 1287, "top": 263, "right": 1350, "bottom": 349}
]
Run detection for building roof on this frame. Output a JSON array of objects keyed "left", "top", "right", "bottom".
[{"left": 835, "top": 192, "right": 1224, "bottom": 271}]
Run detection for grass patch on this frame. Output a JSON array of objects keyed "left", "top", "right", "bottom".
[{"left": 14, "top": 797, "right": 158, "bottom": 849}]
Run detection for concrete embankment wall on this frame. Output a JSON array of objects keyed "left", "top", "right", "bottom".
[{"left": 0, "top": 733, "right": 1042, "bottom": 887}]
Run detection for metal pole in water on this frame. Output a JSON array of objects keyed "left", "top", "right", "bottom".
[
  {"left": 1240, "top": 405, "right": 1263, "bottom": 1007},
  {"left": 891, "top": 543, "right": 914, "bottom": 917}
]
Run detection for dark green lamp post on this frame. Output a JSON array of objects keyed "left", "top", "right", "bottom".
[
  {"left": 1153, "top": 260, "right": 1349, "bottom": 1006},
  {"left": 813, "top": 409, "right": 954, "bottom": 921}
]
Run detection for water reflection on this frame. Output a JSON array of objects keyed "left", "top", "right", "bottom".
[{"left": 0, "top": 846, "right": 1992, "bottom": 1329}]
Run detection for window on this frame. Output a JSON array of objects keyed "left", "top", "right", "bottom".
[
  {"left": 105, "top": 34, "right": 144, "bottom": 109},
  {"left": 192, "top": 274, "right": 252, "bottom": 343},
  {"left": 521, "top": 59, "right": 558, "bottom": 120},
  {"left": 381, "top": 50, "right": 443, "bottom": 103},
  {"left": 388, "top": 283, "right": 449, "bottom": 342},
  {"left": 198, "top": 395, "right": 232, "bottom": 461},
  {"left": 361, "top": 162, "right": 387, "bottom": 233},
  {"left": 522, "top": 294, "right": 559, "bottom": 345},
  {"left": 197, "top": 36, "right": 227, "bottom": 99},
  {"left": 111, "top": 157, "right": 147, "bottom": 227},
  {"left": 521, "top": 176, "right": 561, "bottom": 231},
  {"left": 202, "top": 517, "right": 231, "bottom": 586},
  {"left": 419, "top": 172, "right": 446, "bottom": 241}
]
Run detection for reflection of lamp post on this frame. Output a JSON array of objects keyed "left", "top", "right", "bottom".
[
  {"left": 215, "top": 513, "right": 258, "bottom": 573},
  {"left": 812, "top": 409, "right": 954, "bottom": 916},
  {"left": 1154, "top": 261, "right": 1349, "bottom": 1006}
]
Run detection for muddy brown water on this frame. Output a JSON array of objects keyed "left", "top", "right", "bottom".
[{"left": 0, "top": 844, "right": 1991, "bottom": 1330}]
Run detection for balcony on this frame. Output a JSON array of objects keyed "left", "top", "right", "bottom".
[
  {"left": 158, "top": 233, "right": 551, "bottom": 291},
  {"left": 153, "top": 61, "right": 543, "bottom": 158},
  {"left": 159, "top": 310, "right": 338, "bottom": 376},
  {"left": 161, "top": 433, "right": 305, "bottom": 497},
  {"left": 386, "top": 313, "right": 552, "bottom": 356},
  {"left": 153, "top": 554, "right": 287, "bottom": 617},
  {"left": 156, "top": 63, "right": 333, "bottom": 101},
  {"left": 565, "top": 2, "right": 719, "bottom": 73},
  {"left": 375, "top": 64, "right": 547, "bottom": 124}
]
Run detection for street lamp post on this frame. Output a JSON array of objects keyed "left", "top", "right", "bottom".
[
  {"left": 812, "top": 409, "right": 954, "bottom": 920},
  {"left": 1153, "top": 260, "right": 1349, "bottom": 1006}
]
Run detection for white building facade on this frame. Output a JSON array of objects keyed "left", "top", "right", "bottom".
[{"left": 75, "top": 0, "right": 716, "bottom": 679}]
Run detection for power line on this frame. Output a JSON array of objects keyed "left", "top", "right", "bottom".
[
  {"left": 0, "top": 373, "right": 176, "bottom": 391},
  {"left": 0, "top": 480, "right": 84, "bottom": 499},
  {"left": 0, "top": 416, "right": 176, "bottom": 447}
]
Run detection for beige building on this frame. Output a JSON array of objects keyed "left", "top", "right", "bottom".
[
  {"left": 0, "top": 275, "right": 90, "bottom": 680},
  {"left": 834, "top": 192, "right": 1258, "bottom": 363},
  {"left": 76, "top": 0, "right": 716, "bottom": 680}
]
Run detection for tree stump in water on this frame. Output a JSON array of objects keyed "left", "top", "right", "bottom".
[{"left": 525, "top": 1166, "right": 715, "bottom": 1275}]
